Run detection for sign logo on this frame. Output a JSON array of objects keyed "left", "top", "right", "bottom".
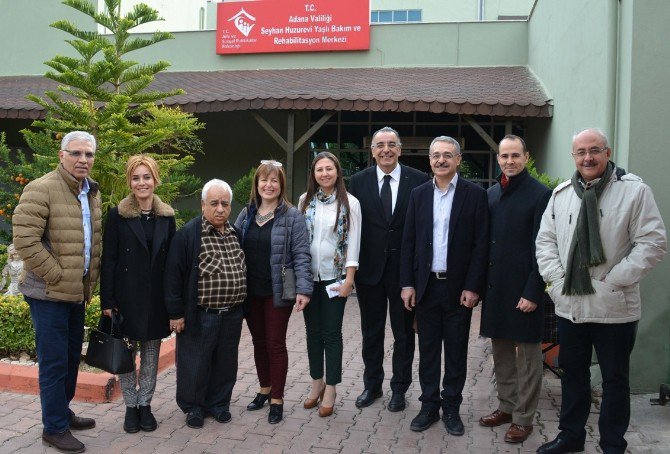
[{"left": 229, "top": 8, "right": 256, "bottom": 37}]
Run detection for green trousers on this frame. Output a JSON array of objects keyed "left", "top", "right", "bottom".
[{"left": 303, "top": 280, "right": 347, "bottom": 385}]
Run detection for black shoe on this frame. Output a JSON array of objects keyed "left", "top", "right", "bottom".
[
  {"left": 212, "top": 410, "right": 232, "bottom": 423},
  {"left": 69, "top": 413, "right": 96, "bottom": 430},
  {"left": 536, "top": 437, "right": 585, "bottom": 453},
  {"left": 355, "top": 389, "right": 383, "bottom": 408},
  {"left": 186, "top": 409, "right": 204, "bottom": 428},
  {"left": 138, "top": 405, "right": 157, "bottom": 432},
  {"left": 247, "top": 393, "right": 271, "bottom": 411},
  {"left": 123, "top": 406, "right": 140, "bottom": 433},
  {"left": 268, "top": 403, "right": 283, "bottom": 424},
  {"left": 42, "top": 430, "right": 85, "bottom": 453},
  {"left": 388, "top": 393, "right": 406, "bottom": 412},
  {"left": 442, "top": 412, "right": 464, "bottom": 436},
  {"left": 410, "top": 410, "right": 440, "bottom": 432}
]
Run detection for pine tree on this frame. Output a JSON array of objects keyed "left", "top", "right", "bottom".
[{"left": 4, "top": 0, "right": 203, "bottom": 226}]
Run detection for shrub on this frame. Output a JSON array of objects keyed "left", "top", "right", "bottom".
[
  {"left": 233, "top": 167, "right": 256, "bottom": 206},
  {"left": 0, "top": 295, "right": 101, "bottom": 358}
]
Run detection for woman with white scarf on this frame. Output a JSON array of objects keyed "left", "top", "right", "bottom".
[{"left": 299, "top": 152, "right": 361, "bottom": 417}]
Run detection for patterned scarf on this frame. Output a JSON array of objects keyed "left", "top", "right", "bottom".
[
  {"left": 562, "top": 161, "right": 614, "bottom": 295},
  {"left": 305, "top": 189, "right": 349, "bottom": 277}
]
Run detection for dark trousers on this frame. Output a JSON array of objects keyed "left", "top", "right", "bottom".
[
  {"left": 303, "top": 280, "right": 347, "bottom": 385},
  {"left": 415, "top": 276, "right": 472, "bottom": 413},
  {"left": 557, "top": 318, "right": 637, "bottom": 454},
  {"left": 26, "top": 296, "right": 85, "bottom": 434},
  {"left": 246, "top": 295, "right": 293, "bottom": 400},
  {"left": 176, "top": 306, "right": 243, "bottom": 415},
  {"left": 356, "top": 264, "right": 415, "bottom": 393}
]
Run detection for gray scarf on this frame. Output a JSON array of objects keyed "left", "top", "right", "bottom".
[{"left": 562, "top": 161, "right": 615, "bottom": 295}]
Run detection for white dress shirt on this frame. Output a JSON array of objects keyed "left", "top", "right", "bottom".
[
  {"left": 300, "top": 192, "right": 362, "bottom": 281},
  {"left": 376, "top": 164, "right": 401, "bottom": 214},
  {"left": 432, "top": 174, "right": 458, "bottom": 273}
]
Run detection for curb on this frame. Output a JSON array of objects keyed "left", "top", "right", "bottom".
[{"left": 0, "top": 337, "right": 175, "bottom": 403}]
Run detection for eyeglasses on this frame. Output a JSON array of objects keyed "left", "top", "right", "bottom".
[
  {"left": 63, "top": 149, "right": 95, "bottom": 160},
  {"left": 372, "top": 141, "right": 399, "bottom": 150},
  {"left": 261, "top": 160, "right": 282, "bottom": 167},
  {"left": 429, "top": 152, "right": 459, "bottom": 160},
  {"left": 571, "top": 147, "right": 607, "bottom": 158}
]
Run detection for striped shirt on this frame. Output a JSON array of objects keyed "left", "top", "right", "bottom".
[{"left": 198, "top": 217, "right": 247, "bottom": 308}]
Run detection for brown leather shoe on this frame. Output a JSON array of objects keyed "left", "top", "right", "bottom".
[
  {"left": 42, "top": 430, "right": 85, "bottom": 453},
  {"left": 479, "top": 409, "right": 512, "bottom": 427},
  {"left": 504, "top": 423, "right": 533, "bottom": 443}
]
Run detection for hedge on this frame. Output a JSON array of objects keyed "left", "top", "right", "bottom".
[{"left": 0, "top": 295, "right": 101, "bottom": 358}]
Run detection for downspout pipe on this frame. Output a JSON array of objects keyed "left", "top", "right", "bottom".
[{"left": 478, "top": 0, "right": 485, "bottom": 21}]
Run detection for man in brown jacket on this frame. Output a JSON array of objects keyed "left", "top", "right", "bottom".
[{"left": 13, "top": 131, "right": 102, "bottom": 454}]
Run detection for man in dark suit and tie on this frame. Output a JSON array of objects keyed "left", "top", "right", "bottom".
[
  {"left": 400, "top": 136, "right": 489, "bottom": 435},
  {"left": 348, "top": 126, "right": 429, "bottom": 411}
]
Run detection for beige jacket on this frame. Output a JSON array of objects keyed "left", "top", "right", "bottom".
[
  {"left": 536, "top": 171, "right": 666, "bottom": 323},
  {"left": 13, "top": 165, "right": 102, "bottom": 303}
]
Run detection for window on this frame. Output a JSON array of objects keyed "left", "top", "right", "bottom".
[
  {"left": 371, "top": 9, "right": 421, "bottom": 24},
  {"left": 408, "top": 10, "right": 422, "bottom": 22}
]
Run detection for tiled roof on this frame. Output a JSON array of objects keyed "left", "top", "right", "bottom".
[{"left": 0, "top": 66, "right": 552, "bottom": 119}]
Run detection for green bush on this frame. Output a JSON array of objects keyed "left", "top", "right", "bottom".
[
  {"left": 0, "top": 295, "right": 101, "bottom": 358},
  {"left": 233, "top": 167, "right": 256, "bottom": 206},
  {"left": 527, "top": 157, "right": 563, "bottom": 190}
]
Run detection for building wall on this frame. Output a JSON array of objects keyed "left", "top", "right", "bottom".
[
  {"left": 616, "top": 0, "right": 670, "bottom": 389},
  {"left": 372, "top": 0, "right": 534, "bottom": 22},
  {"left": 0, "top": 0, "right": 97, "bottom": 76},
  {"left": 526, "top": 0, "right": 617, "bottom": 180},
  {"left": 98, "top": 0, "right": 536, "bottom": 32},
  {"left": 527, "top": 0, "right": 670, "bottom": 390},
  {"left": 0, "top": 9, "right": 528, "bottom": 76}
]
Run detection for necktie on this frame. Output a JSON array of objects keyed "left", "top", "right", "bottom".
[{"left": 381, "top": 174, "right": 392, "bottom": 222}]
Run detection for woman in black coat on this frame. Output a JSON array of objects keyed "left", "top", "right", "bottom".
[{"left": 100, "top": 155, "right": 175, "bottom": 434}]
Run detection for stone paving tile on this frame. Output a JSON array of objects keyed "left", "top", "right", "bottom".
[{"left": 1, "top": 301, "right": 667, "bottom": 453}]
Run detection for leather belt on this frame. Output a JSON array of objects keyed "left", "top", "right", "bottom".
[
  {"left": 197, "top": 305, "right": 240, "bottom": 315},
  {"left": 432, "top": 271, "right": 447, "bottom": 280}
]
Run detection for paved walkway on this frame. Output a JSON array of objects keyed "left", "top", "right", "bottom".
[{"left": 0, "top": 299, "right": 668, "bottom": 453}]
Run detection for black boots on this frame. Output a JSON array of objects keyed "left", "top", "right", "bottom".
[
  {"left": 139, "top": 405, "right": 157, "bottom": 431},
  {"left": 124, "top": 405, "right": 157, "bottom": 432}
]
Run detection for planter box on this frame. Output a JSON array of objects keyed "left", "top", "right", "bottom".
[{"left": 0, "top": 337, "right": 175, "bottom": 403}]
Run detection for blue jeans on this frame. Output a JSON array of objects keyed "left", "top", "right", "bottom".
[{"left": 26, "top": 296, "right": 85, "bottom": 434}]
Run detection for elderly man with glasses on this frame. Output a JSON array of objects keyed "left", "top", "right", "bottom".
[
  {"left": 13, "top": 131, "right": 102, "bottom": 453},
  {"left": 400, "top": 136, "right": 489, "bottom": 435},
  {"left": 535, "top": 128, "right": 666, "bottom": 454}
]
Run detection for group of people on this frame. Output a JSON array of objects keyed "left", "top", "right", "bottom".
[{"left": 11, "top": 126, "right": 666, "bottom": 454}]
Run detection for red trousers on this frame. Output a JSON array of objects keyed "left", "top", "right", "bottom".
[{"left": 246, "top": 295, "right": 292, "bottom": 400}]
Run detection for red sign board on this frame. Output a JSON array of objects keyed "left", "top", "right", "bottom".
[{"left": 216, "top": 0, "right": 370, "bottom": 54}]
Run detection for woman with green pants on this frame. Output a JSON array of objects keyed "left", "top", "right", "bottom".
[{"left": 299, "top": 152, "right": 361, "bottom": 417}]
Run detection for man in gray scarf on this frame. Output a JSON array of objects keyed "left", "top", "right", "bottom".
[{"left": 535, "top": 128, "right": 666, "bottom": 454}]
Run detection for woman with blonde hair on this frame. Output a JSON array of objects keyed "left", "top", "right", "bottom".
[
  {"left": 299, "top": 152, "right": 361, "bottom": 417},
  {"left": 235, "top": 160, "right": 313, "bottom": 424},
  {"left": 100, "top": 155, "right": 176, "bottom": 433}
]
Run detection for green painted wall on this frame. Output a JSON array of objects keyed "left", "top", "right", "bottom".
[
  {"left": 0, "top": 0, "right": 98, "bottom": 76},
  {"left": 615, "top": 0, "right": 670, "bottom": 390},
  {"left": 526, "top": 0, "right": 617, "bottom": 180},
  {"left": 0, "top": 0, "right": 528, "bottom": 76},
  {"left": 527, "top": 0, "right": 670, "bottom": 391}
]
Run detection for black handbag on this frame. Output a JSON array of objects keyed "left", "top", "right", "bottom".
[
  {"left": 281, "top": 220, "right": 297, "bottom": 302},
  {"left": 85, "top": 313, "right": 135, "bottom": 374}
]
